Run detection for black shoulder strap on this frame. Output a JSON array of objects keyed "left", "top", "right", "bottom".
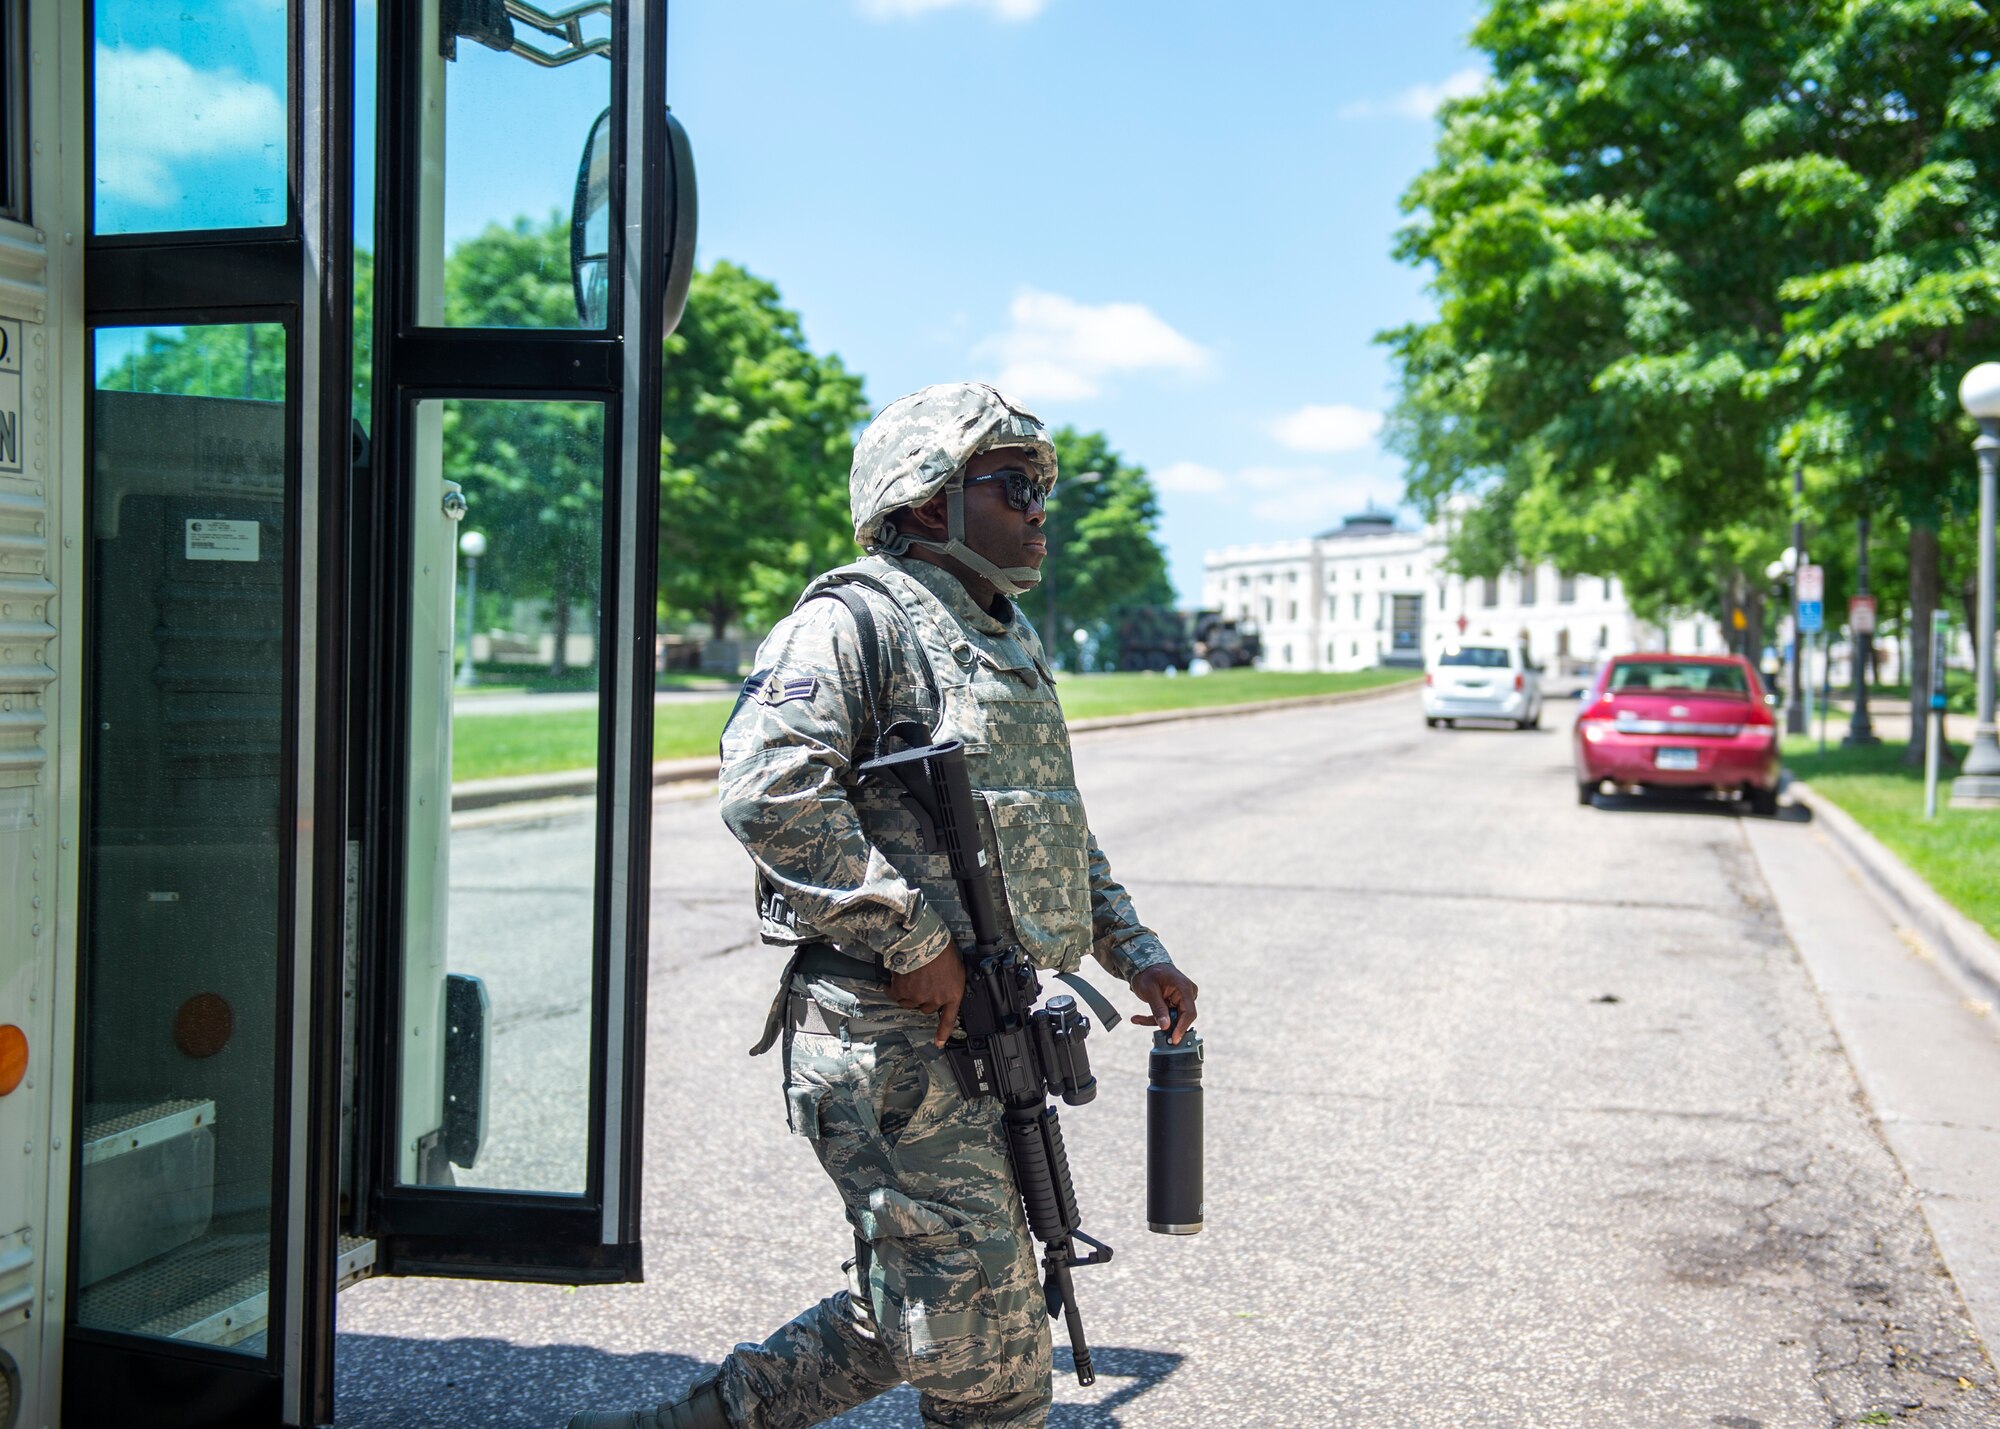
[{"left": 811, "top": 577, "right": 940, "bottom": 763}]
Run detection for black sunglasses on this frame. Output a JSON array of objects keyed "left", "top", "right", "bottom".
[{"left": 962, "top": 467, "right": 1052, "bottom": 511}]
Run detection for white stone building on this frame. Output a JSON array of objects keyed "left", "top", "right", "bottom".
[{"left": 1202, "top": 509, "right": 1728, "bottom": 674}]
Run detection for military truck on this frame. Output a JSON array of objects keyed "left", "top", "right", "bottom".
[{"left": 1110, "top": 607, "right": 1262, "bottom": 671}]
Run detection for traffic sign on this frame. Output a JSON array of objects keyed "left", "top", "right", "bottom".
[
  {"left": 1930, "top": 609, "right": 1951, "bottom": 712},
  {"left": 1850, "top": 594, "right": 1877, "bottom": 635},
  {"left": 1798, "top": 563, "right": 1823, "bottom": 602},
  {"left": 1798, "top": 599, "right": 1823, "bottom": 633}
]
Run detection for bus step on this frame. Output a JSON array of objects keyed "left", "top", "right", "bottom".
[
  {"left": 81, "top": 1098, "right": 215, "bottom": 1165},
  {"left": 77, "top": 1232, "right": 268, "bottom": 1347},
  {"left": 337, "top": 1234, "right": 376, "bottom": 1291},
  {"left": 78, "top": 1099, "right": 217, "bottom": 1287}
]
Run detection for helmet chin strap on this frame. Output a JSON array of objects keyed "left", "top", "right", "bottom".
[{"left": 902, "top": 480, "right": 1042, "bottom": 598}]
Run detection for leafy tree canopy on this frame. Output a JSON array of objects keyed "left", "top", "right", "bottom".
[
  {"left": 1382, "top": 0, "right": 1999, "bottom": 762},
  {"left": 657, "top": 260, "right": 870, "bottom": 637},
  {"left": 1037, "top": 427, "right": 1174, "bottom": 668},
  {"left": 441, "top": 214, "right": 606, "bottom": 668}
]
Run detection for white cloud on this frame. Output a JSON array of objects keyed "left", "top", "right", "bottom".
[
  {"left": 94, "top": 45, "right": 284, "bottom": 207},
  {"left": 1338, "top": 65, "right": 1485, "bottom": 121},
  {"left": 1151, "top": 460, "right": 1392, "bottom": 528},
  {"left": 1154, "top": 461, "right": 1227, "bottom": 494},
  {"left": 978, "top": 288, "right": 1210, "bottom": 402},
  {"left": 1270, "top": 403, "right": 1384, "bottom": 455},
  {"left": 858, "top": 0, "right": 1047, "bottom": 19},
  {"left": 1248, "top": 478, "right": 1382, "bottom": 526}
]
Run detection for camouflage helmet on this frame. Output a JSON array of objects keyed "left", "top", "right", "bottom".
[{"left": 850, "top": 382, "right": 1057, "bottom": 551}]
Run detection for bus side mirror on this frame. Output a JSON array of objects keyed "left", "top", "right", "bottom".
[
  {"left": 660, "top": 110, "right": 698, "bottom": 338},
  {"left": 571, "top": 106, "right": 698, "bottom": 336}
]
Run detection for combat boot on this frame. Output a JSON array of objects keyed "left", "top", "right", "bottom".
[{"left": 566, "top": 1373, "right": 729, "bottom": 1429}]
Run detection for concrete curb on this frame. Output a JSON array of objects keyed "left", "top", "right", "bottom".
[
  {"left": 447, "top": 676, "right": 1423, "bottom": 812},
  {"left": 451, "top": 754, "right": 723, "bottom": 811},
  {"left": 1788, "top": 778, "right": 2000, "bottom": 1007}
]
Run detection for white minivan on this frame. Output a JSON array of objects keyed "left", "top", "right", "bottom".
[{"left": 1424, "top": 642, "right": 1545, "bottom": 729}]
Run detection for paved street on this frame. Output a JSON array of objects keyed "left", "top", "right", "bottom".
[{"left": 337, "top": 689, "right": 2000, "bottom": 1428}]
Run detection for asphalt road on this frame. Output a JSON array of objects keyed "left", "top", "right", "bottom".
[{"left": 337, "top": 689, "right": 2000, "bottom": 1428}]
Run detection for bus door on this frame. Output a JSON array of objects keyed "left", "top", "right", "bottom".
[
  {"left": 352, "top": 0, "right": 688, "bottom": 1287},
  {"left": 65, "top": 1, "right": 689, "bottom": 1424}
]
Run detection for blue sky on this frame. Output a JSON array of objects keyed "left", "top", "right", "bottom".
[
  {"left": 666, "top": 0, "right": 1485, "bottom": 601},
  {"left": 95, "top": 0, "right": 1484, "bottom": 604}
]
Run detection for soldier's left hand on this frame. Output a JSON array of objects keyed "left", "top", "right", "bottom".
[{"left": 1130, "top": 965, "right": 1199, "bottom": 1044}]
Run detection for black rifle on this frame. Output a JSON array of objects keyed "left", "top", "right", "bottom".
[{"left": 857, "top": 732, "right": 1113, "bottom": 1387}]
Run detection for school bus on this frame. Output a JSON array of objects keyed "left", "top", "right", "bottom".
[{"left": 0, "top": 1, "right": 692, "bottom": 1422}]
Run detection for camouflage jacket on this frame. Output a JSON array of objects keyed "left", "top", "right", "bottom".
[{"left": 718, "top": 554, "right": 1172, "bottom": 983}]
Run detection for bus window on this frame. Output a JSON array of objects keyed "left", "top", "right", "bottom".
[
  {"left": 90, "top": 0, "right": 288, "bottom": 235},
  {"left": 420, "top": 1, "right": 612, "bottom": 328},
  {"left": 77, "top": 323, "right": 289, "bottom": 1352},
  {"left": 397, "top": 397, "right": 604, "bottom": 1194}
]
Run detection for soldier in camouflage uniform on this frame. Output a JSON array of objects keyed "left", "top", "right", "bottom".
[{"left": 569, "top": 382, "right": 1200, "bottom": 1429}]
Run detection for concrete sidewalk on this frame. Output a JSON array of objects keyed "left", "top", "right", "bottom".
[{"left": 1746, "top": 808, "right": 2000, "bottom": 1363}]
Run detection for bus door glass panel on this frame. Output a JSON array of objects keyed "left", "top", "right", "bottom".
[
  {"left": 78, "top": 324, "right": 290, "bottom": 1353},
  {"left": 90, "top": 0, "right": 289, "bottom": 235},
  {"left": 398, "top": 397, "right": 604, "bottom": 1194},
  {"left": 421, "top": 0, "right": 612, "bottom": 329}
]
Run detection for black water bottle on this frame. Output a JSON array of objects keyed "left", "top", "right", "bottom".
[{"left": 1146, "top": 1025, "right": 1204, "bottom": 1234}]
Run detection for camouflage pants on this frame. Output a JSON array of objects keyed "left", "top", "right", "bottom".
[{"left": 715, "top": 980, "right": 1051, "bottom": 1429}]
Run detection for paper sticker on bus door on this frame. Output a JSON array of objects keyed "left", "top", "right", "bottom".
[{"left": 185, "top": 518, "right": 261, "bottom": 562}]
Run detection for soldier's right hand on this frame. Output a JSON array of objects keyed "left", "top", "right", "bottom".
[{"left": 888, "top": 943, "right": 966, "bottom": 1047}]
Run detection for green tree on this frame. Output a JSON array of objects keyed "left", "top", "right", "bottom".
[
  {"left": 1741, "top": 1, "right": 1999, "bottom": 764},
  {"left": 1384, "top": 1, "right": 1804, "bottom": 624},
  {"left": 441, "top": 214, "right": 607, "bottom": 672},
  {"left": 97, "top": 322, "right": 287, "bottom": 400},
  {"left": 1037, "top": 427, "right": 1174, "bottom": 669},
  {"left": 1383, "top": 0, "right": 2000, "bottom": 766},
  {"left": 657, "top": 260, "right": 869, "bottom": 639}
]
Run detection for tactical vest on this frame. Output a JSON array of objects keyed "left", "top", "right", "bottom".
[{"left": 800, "top": 557, "right": 1092, "bottom": 973}]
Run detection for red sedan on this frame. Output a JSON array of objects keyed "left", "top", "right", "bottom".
[{"left": 1573, "top": 653, "right": 1782, "bottom": 815}]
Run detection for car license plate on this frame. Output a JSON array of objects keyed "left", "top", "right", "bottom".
[{"left": 1655, "top": 747, "right": 1699, "bottom": 771}]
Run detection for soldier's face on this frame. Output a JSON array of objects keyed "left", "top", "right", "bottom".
[{"left": 957, "top": 447, "right": 1048, "bottom": 574}]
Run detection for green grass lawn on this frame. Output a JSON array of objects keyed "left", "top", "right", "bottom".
[
  {"left": 1840, "top": 669, "right": 1979, "bottom": 715},
  {"left": 454, "top": 702, "right": 734, "bottom": 780},
  {"left": 1784, "top": 735, "right": 2000, "bottom": 942},
  {"left": 452, "top": 667, "right": 1418, "bottom": 782},
  {"left": 455, "top": 667, "right": 738, "bottom": 699},
  {"left": 1051, "top": 667, "right": 1418, "bottom": 720}
]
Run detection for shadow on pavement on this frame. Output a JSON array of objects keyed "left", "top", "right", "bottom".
[
  {"left": 335, "top": 1334, "right": 710, "bottom": 1428},
  {"left": 827, "top": 1347, "right": 1183, "bottom": 1427},
  {"left": 337, "top": 1336, "right": 1183, "bottom": 1428},
  {"left": 1049, "top": 1347, "right": 1183, "bottom": 1427},
  {"left": 1588, "top": 790, "right": 1814, "bottom": 824}
]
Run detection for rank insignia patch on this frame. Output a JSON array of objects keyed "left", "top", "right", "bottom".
[{"left": 746, "top": 672, "right": 818, "bottom": 706}]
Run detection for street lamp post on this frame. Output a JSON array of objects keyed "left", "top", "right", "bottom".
[
  {"left": 1953, "top": 362, "right": 2000, "bottom": 805},
  {"left": 1788, "top": 469, "right": 1807, "bottom": 735},
  {"left": 1844, "top": 514, "right": 1879, "bottom": 746},
  {"left": 1767, "top": 543, "right": 1803, "bottom": 734},
  {"left": 457, "top": 529, "right": 487, "bottom": 688},
  {"left": 1043, "top": 470, "right": 1100, "bottom": 669}
]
